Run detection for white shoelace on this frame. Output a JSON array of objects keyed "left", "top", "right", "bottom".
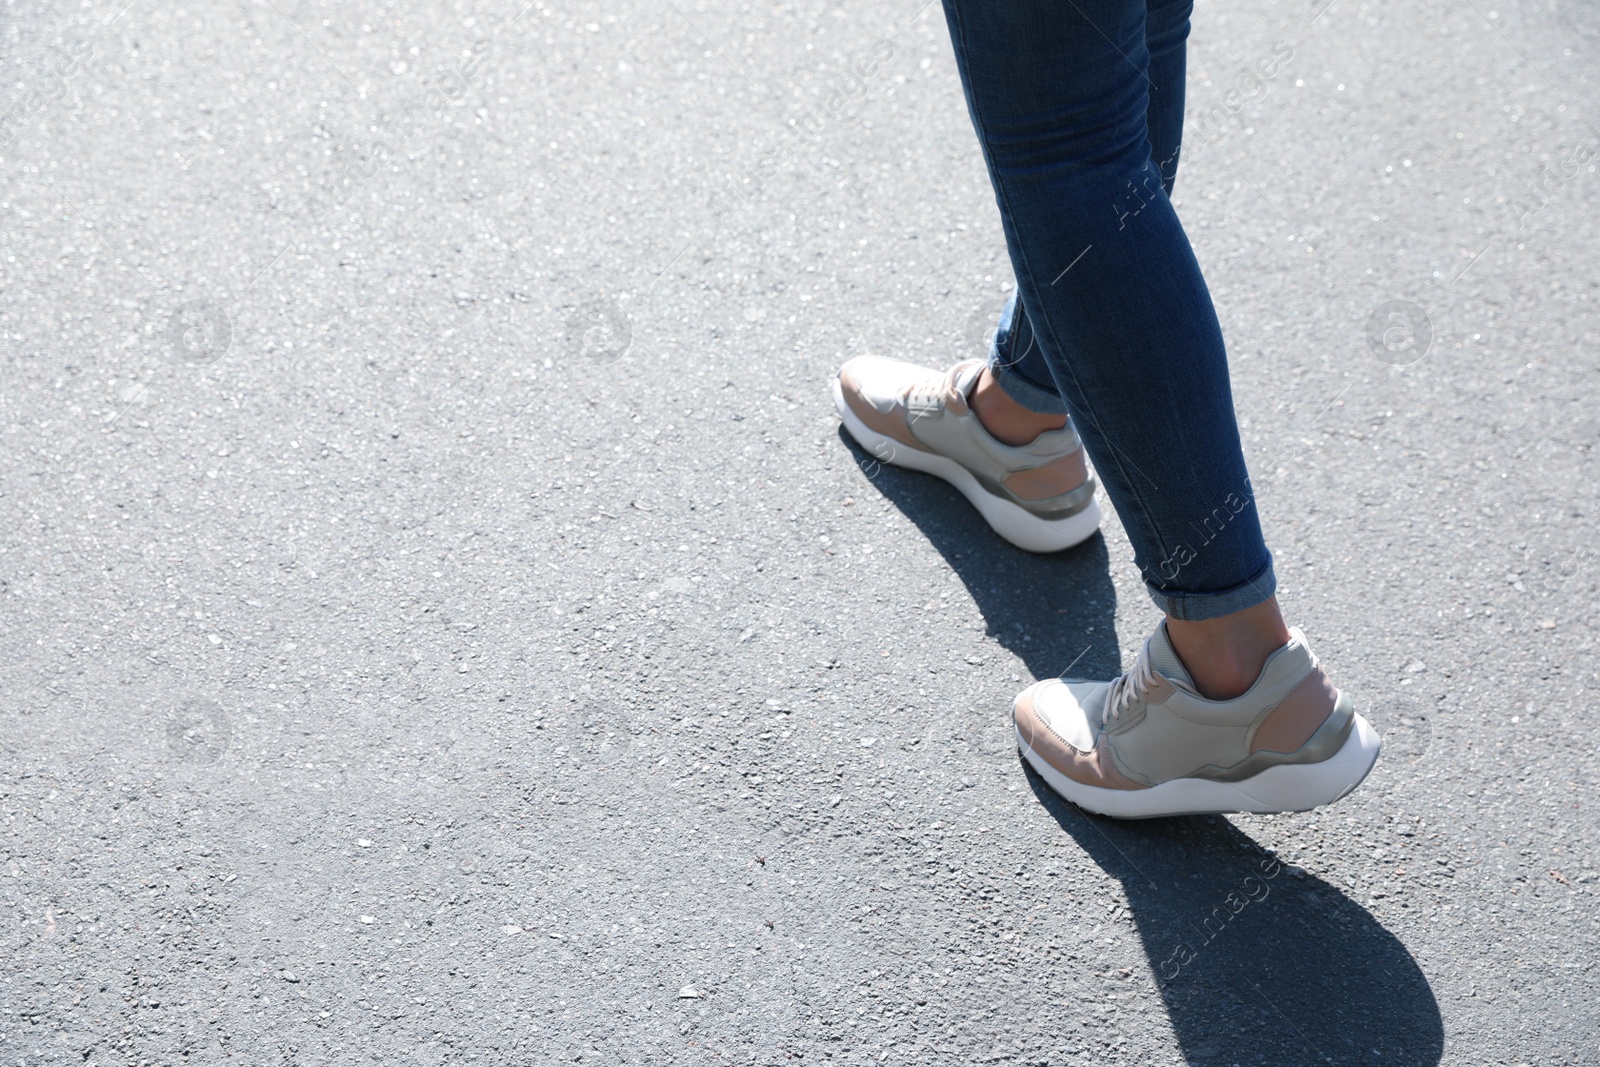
[
  {"left": 906, "top": 364, "right": 968, "bottom": 411},
  {"left": 1102, "top": 636, "right": 1160, "bottom": 727}
]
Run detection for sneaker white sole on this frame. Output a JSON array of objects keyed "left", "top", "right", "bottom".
[
  {"left": 1018, "top": 712, "right": 1382, "bottom": 818},
  {"left": 832, "top": 378, "right": 1102, "bottom": 554}
]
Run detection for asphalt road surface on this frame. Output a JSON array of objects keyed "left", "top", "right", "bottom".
[{"left": 3, "top": 0, "right": 1599, "bottom": 1063}]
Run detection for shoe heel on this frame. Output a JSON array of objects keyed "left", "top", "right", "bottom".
[{"left": 1235, "top": 713, "right": 1383, "bottom": 812}]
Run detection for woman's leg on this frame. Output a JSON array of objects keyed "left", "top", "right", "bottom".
[
  {"left": 976, "top": 0, "right": 1193, "bottom": 440},
  {"left": 943, "top": 0, "right": 1273, "bottom": 629},
  {"left": 984, "top": 0, "right": 1190, "bottom": 414}
]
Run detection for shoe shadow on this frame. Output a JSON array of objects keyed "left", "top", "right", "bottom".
[
  {"left": 838, "top": 426, "right": 1121, "bottom": 683},
  {"left": 839, "top": 428, "right": 1442, "bottom": 1063},
  {"left": 1023, "top": 769, "right": 1445, "bottom": 1066}
]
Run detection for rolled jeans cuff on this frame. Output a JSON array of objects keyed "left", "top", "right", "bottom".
[
  {"left": 987, "top": 351, "right": 1070, "bottom": 416},
  {"left": 1145, "top": 554, "right": 1276, "bottom": 621}
]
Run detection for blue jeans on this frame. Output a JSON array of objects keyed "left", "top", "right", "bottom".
[{"left": 941, "top": 0, "right": 1275, "bottom": 621}]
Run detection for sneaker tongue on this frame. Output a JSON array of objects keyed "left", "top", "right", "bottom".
[
  {"left": 1146, "top": 622, "right": 1197, "bottom": 691},
  {"left": 949, "top": 360, "right": 985, "bottom": 403}
]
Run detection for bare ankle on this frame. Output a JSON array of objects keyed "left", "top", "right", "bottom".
[
  {"left": 970, "top": 367, "right": 1066, "bottom": 447},
  {"left": 1165, "top": 598, "right": 1293, "bottom": 701}
]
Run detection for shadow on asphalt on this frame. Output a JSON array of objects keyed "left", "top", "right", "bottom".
[
  {"left": 1024, "top": 769, "right": 1445, "bottom": 1066},
  {"left": 837, "top": 425, "right": 1122, "bottom": 683},
  {"left": 841, "top": 427, "right": 1442, "bottom": 1064}
]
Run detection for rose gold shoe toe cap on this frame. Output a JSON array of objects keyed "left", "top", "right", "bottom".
[{"left": 1014, "top": 682, "right": 1144, "bottom": 792}]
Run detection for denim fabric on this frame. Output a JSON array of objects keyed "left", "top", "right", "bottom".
[{"left": 943, "top": 0, "right": 1275, "bottom": 621}]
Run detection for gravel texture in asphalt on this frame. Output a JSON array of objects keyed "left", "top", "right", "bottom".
[{"left": 2, "top": 0, "right": 1598, "bottom": 1063}]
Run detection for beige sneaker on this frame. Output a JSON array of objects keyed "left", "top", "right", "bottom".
[
  {"left": 831, "top": 356, "right": 1100, "bottom": 552},
  {"left": 1015, "top": 622, "right": 1380, "bottom": 817}
]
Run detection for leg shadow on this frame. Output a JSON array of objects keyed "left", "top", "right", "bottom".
[
  {"left": 1023, "top": 768, "right": 1445, "bottom": 1066},
  {"left": 839, "top": 428, "right": 1441, "bottom": 1062},
  {"left": 839, "top": 425, "right": 1121, "bottom": 682}
]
